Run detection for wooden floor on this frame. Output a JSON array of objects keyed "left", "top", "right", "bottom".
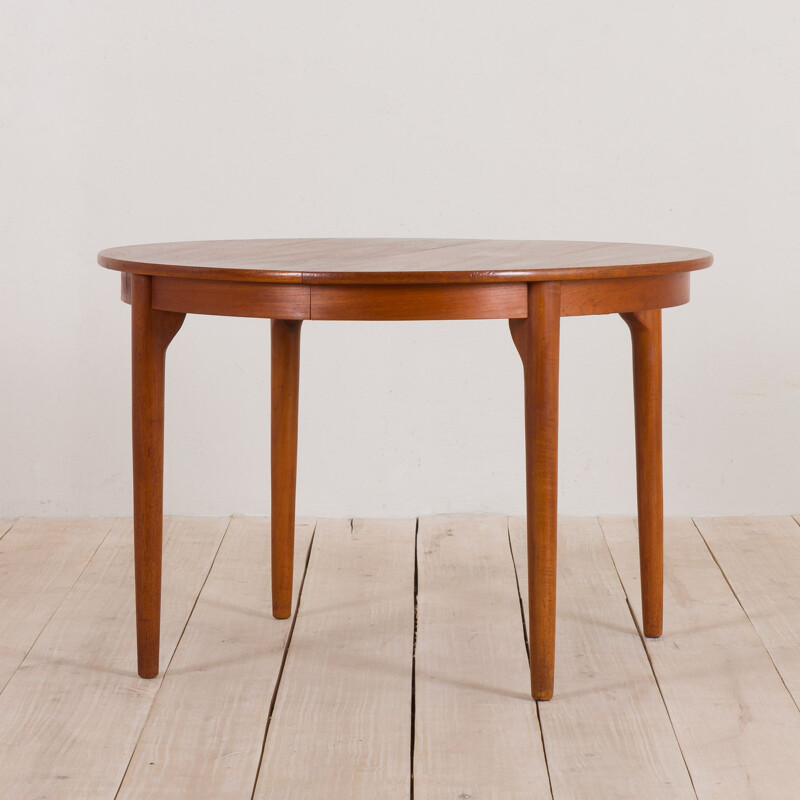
[{"left": 1, "top": 515, "right": 800, "bottom": 798}]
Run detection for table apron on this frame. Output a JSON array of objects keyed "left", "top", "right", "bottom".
[
  {"left": 559, "top": 273, "right": 689, "bottom": 317},
  {"left": 121, "top": 272, "right": 689, "bottom": 320},
  {"left": 149, "top": 276, "right": 310, "bottom": 319},
  {"left": 308, "top": 283, "right": 528, "bottom": 320}
]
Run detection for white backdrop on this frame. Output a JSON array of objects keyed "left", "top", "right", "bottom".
[{"left": 1, "top": 1, "right": 798, "bottom": 517}]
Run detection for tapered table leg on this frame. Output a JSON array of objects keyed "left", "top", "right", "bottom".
[
  {"left": 510, "top": 282, "right": 561, "bottom": 700},
  {"left": 131, "top": 274, "right": 185, "bottom": 678},
  {"left": 621, "top": 309, "right": 664, "bottom": 637},
  {"left": 271, "top": 319, "right": 302, "bottom": 619}
]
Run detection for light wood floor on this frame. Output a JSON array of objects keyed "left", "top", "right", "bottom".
[{"left": 1, "top": 515, "right": 800, "bottom": 799}]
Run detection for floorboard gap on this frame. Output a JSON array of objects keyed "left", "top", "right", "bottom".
[
  {"left": 601, "top": 520, "right": 699, "bottom": 800},
  {"left": 0, "top": 517, "right": 116, "bottom": 701},
  {"left": 409, "top": 517, "right": 419, "bottom": 800},
  {"left": 506, "top": 516, "right": 554, "bottom": 800},
  {"left": 249, "top": 519, "right": 318, "bottom": 800},
  {"left": 0, "top": 519, "right": 17, "bottom": 542},
  {"left": 692, "top": 517, "right": 800, "bottom": 717},
  {"left": 112, "top": 515, "right": 234, "bottom": 800}
]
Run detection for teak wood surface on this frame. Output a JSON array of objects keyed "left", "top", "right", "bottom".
[{"left": 99, "top": 238, "right": 712, "bottom": 700}]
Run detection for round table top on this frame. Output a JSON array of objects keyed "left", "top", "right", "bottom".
[{"left": 98, "top": 238, "right": 712, "bottom": 285}]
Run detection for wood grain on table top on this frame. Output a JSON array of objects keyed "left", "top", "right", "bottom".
[{"left": 98, "top": 238, "right": 712, "bottom": 284}]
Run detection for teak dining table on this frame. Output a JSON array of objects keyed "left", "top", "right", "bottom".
[{"left": 99, "top": 238, "right": 712, "bottom": 700}]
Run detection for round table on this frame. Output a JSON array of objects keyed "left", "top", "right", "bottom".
[{"left": 99, "top": 238, "right": 712, "bottom": 700}]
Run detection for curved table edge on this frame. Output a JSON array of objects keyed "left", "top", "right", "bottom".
[{"left": 100, "top": 253, "right": 713, "bottom": 285}]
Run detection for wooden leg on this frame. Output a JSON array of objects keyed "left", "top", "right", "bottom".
[
  {"left": 271, "top": 319, "right": 302, "bottom": 619},
  {"left": 509, "top": 282, "right": 561, "bottom": 700},
  {"left": 131, "top": 274, "right": 185, "bottom": 678},
  {"left": 621, "top": 309, "right": 663, "bottom": 638}
]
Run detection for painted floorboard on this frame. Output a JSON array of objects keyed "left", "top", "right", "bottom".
[
  {"left": 510, "top": 516, "right": 695, "bottom": 799},
  {"left": 3, "top": 515, "right": 800, "bottom": 797},
  {"left": 0, "top": 517, "right": 228, "bottom": 799},
  {"left": 694, "top": 516, "right": 800, "bottom": 707},
  {"left": 602, "top": 516, "right": 800, "bottom": 799},
  {"left": 415, "top": 515, "right": 551, "bottom": 799},
  {"left": 0, "top": 517, "right": 113, "bottom": 693},
  {"left": 116, "top": 517, "right": 315, "bottom": 800},
  {"left": 252, "top": 518, "right": 416, "bottom": 800}
]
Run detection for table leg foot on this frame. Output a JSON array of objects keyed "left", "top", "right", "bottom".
[
  {"left": 621, "top": 309, "right": 664, "bottom": 639},
  {"left": 510, "top": 282, "right": 561, "bottom": 700},
  {"left": 131, "top": 274, "right": 185, "bottom": 679},
  {"left": 271, "top": 319, "right": 302, "bottom": 619}
]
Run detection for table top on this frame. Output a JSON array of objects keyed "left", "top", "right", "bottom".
[{"left": 98, "top": 239, "right": 712, "bottom": 285}]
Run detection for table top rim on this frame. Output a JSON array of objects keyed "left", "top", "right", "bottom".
[{"left": 98, "top": 238, "right": 713, "bottom": 284}]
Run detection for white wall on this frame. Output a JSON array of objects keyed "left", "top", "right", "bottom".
[{"left": 1, "top": 1, "right": 798, "bottom": 518}]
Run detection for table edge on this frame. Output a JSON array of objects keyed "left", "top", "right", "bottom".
[{"left": 99, "top": 253, "right": 712, "bottom": 284}]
